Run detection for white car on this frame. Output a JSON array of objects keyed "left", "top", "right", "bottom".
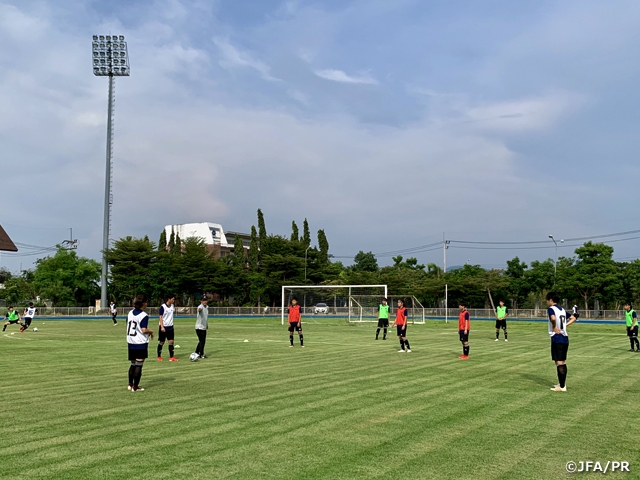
[{"left": 314, "top": 303, "right": 329, "bottom": 314}]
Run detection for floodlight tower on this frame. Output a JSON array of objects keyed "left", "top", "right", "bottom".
[{"left": 92, "top": 35, "right": 130, "bottom": 311}]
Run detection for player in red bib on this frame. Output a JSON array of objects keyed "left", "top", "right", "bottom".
[
  {"left": 458, "top": 301, "right": 470, "bottom": 359},
  {"left": 391, "top": 299, "right": 411, "bottom": 352},
  {"left": 288, "top": 298, "right": 304, "bottom": 347}
]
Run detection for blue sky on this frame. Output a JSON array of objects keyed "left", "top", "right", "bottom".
[{"left": 1, "top": 0, "right": 640, "bottom": 272}]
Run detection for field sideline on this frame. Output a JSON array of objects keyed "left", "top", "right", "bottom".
[{"left": 1, "top": 318, "right": 638, "bottom": 479}]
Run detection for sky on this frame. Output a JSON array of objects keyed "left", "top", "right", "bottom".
[{"left": 1, "top": 0, "right": 640, "bottom": 273}]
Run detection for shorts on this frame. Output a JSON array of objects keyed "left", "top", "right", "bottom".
[
  {"left": 551, "top": 340, "right": 569, "bottom": 361},
  {"left": 572, "top": 313, "right": 579, "bottom": 319},
  {"left": 377, "top": 318, "right": 389, "bottom": 328},
  {"left": 459, "top": 330, "right": 469, "bottom": 342},
  {"left": 6, "top": 320, "right": 21, "bottom": 324},
  {"left": 396, "top": 324, "right": 407, "bottom": 336},
  {"left": 627, "top": 326, "right": 638, "bottom": 338},
  {"left": 128, "top": 345, "right": 149, "bottom": 361},
  {"left": 495, "top": 319, "right": 507, "bottom": 329},
  {"left": 158, "top": 328, "right": 175, "bottom": 342},
  {"left": 288, "top": 322, "right": 302, "bottom": 333}
]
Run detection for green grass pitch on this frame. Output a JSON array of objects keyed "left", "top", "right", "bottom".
[{"left": 1, "top": 318, "right": 638, "bottom": 479}]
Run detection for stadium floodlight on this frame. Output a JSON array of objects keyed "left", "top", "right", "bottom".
[
  {"left": 92, "top": 35, "right": 130, "bottom": 311},
  {"left": 548, "top": 235, "right": 564, "bottom": 280}
]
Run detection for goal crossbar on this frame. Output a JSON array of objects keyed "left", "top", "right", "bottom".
[{"left": 281, "top": 284, "right": 388, "bottom": 324}]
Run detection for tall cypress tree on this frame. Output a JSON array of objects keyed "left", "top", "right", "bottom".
[
  {"left": 318, "top": 229, "right": 329, "bottom": 263},
  {"left": 257, "top": 209, "right": 267, "bottom": 246},
  {"left": 302, "top": 218, "right": 311, "bottom": 247},
  {"left": 290, "top": 221, "right": 299, "bottom": 243},
  {"left": 233, "top": 234, "right": 245, "bottom": 266},
  {"left": 174, "top": 233, "right": 182, "bottom": 255},
  {"left": 168, "top": 228, "right": 175, "bottom": 252},
  {"left": 249, "top": 225, "right": 259, "bottom": 269},
  {"left": 158, "top": 229, "right": 167, "bottom": 251}
]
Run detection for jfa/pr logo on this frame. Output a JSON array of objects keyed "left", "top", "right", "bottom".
[{"left": 566, "top": 461, "right": 630, "bottom": 473}]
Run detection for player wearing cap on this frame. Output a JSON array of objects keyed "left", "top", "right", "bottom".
[
  {"left": 157, "top": 294, "right": 178, "bottom": 361},
  {"left": 458, "top": 302, "right": 470, "bottom": 359},
  {"left": 375, "top": 298, "right": 390, "bottom": 340},
  {"left": 127, "top": 295, "right": 153, "bottom": 392},
  {"left": 20, "top": 302, "right": 38, "bottom": 332},
  {"left": 288, "top": 298, "right": 304, "bottom": 347},
  {"left": 547, "top": 292, "right": 576, "bottom": 392},
  {"left": 624, "top": 302, "right": 639, "bottom": 352},
  {"left": 392, "top": 299, "right": 411, "bottom": 352},
  {"left": 195, "top": 296, "right": 209, "bottom": 358}
]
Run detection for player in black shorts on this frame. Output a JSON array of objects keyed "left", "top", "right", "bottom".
[{"left": 2, "top": 307, "right": 23, "bottom": 332}]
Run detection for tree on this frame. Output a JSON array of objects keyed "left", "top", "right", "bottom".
[
  {"left": 233, "top": 234, "right": 245, "bottom": 266},
  {"left": 569, "top": 242, "right": 621, "bottom": 310},
  {"left": 168, "top": 228, "right": 175, "bottom": 252},
  {"left": 173, "top": 233, "right": 182, "bottom": 255},
  {"left": 258, "top": 209, "right": 267, "bottom": 247},
  {"left": 353, "top": 251, "right": 378, "bottom": 272},
  {"left": 2, "top": 274, "right": 36, "bottom": 305},
  {"left": 290, "top": 221, "right": 299, "bottom": 243},
  {"left": 158, "top": 229, "right": 167, "bottom": 251},
  {"left": 249, "top": 225, "right": 259, "bottom": 269},
  {"left": 0, "top": 267, "right": 12, "bottom": 284},
  {"left": 505, "top": 256, "right": 529, "bottom": 308},
  {"left": 33, "top": 247, "right": 100, "bottom": 306},
  {"left": 302, "top": 218, "right": 311, "bottom": 247},
  {"left": 317, "top": 229, "right": 329, "bottom": 263},
  {"left": 107, "top": 237, "right": 157, "bottom": 305}
]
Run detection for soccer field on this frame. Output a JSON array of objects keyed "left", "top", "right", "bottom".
[{"left": 1, "top": 318, "right": 638, "bottom": 479}]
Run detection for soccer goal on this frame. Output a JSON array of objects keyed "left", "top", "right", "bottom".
[{"left": 281, "top": 285, "right": 388, "bottom": 325}]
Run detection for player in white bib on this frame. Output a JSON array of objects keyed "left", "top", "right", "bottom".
[
  {"left": 157, "top": 294, "right": 178, "bottom": 361},
  {"left": 547, "top": 292, "right": 576, "bottom": 392},
  {"left": 20, "top": 302, "right": 38, "bottom": 332},
  {"left": 110, "top": 301, "right": 118, "bottom": 326},
  {"left": 126, "top": 295, "right": 154, "bottom": 392},
  {"left": 195, "top": 296, "right": 209, "bottom": 358}
]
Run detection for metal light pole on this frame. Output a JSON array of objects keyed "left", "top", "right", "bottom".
[
  {"left": 548, "top": 235, "right": 564, "bottom": 281},
  {"left": 92, "top": 35, "right": 130, "bottom": 311},
  {"left": 443, "top": 237, "right": 450, "bottom": 323}
]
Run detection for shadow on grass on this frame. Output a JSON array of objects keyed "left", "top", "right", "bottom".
[{"left": 145, "top": 376, "right": 177, "bottom": 387}]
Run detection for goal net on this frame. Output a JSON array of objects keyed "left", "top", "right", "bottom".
[
  {"left": 281, "top": 285, "right": 388, "bottom": 324},
  {"left": 349, "top": 295, "right": 426, "bottom": 324}
]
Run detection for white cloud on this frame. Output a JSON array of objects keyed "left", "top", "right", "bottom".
[
  {"left": 213, "top": 37, "right": 280, "bottom": 82},
  {"left": 314, "top": 69, "right": 379, "bottom": 85}
]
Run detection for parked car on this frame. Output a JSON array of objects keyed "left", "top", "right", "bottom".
[{"left": 314, "top": 303, "right": 329, "bottom": 314}]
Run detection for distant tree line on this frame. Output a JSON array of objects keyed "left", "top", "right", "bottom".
[{"left": 2, "top": 210, "right": 640, "bottom": 310}]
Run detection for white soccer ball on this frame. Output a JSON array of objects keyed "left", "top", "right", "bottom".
[
  {"left": 189, "top": 352, "right": 200, "bottom": 362},
  {"left": 33, "top": 328, "right": 38, "bottom": 332}
]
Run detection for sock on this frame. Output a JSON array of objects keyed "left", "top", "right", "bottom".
[
  {"left": 557, "top": 364, "right": 567, "bottom": 388},
  {"left": 399, "top": 338, "right": 405, "bottom": 350},
  {"left": 169, "top": 344, "right": 175, "bottom": 358},
  {"left": 133, "top": 365, "right": 143, "bottom": 387},
  {"left": 463, "top": 344, "right": 469, "bottom": 356},
  {"left": 635, "top": 338, "right": 639, "bottom": 350},
  {"left": 630, "top": 338, "right": 635, "bottom": 350},
  {"left": 376, "top": 328, "right": 380, "bottom": 339},
  {"left": 496, "top": 330, "right": 499, "bottom": 339},
  {"left": 128, "top": 364, "right": 135, "bottom": 385},
  {"left": 383, "top": 328, "right": 387, "bottom": 339},
  {"left": 290, "top": 334, "right": 294, "bottom": 345},
  {"left": 300, "top": 334, "right": 304, "bottom": 346},
  {"left": 157, "top": 343, "right": 163, "bottom": 357},
  {"left": 504, "top": 330, "right": 508, "bottom": 340},
  {"left": 2, "top": 325, "right": 5, "bottom": 332},
  {"left": 404, "top": 339, "right": 410, "bottom": 349}
]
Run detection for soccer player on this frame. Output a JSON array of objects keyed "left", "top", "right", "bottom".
[
  {"left": 375, "top": 298, "right": 390, "bottom": 340},
  {"left": 288, "top": 298, "right": 304, "bottom": 347},
  {"left": 547, "top": 292, "right": 576, "bottom": 392},
  {"left": 157, "top": 294, "right": 178, "bottom": 361},
  {"left": 458, "top": 302, "right": 470, "bottom": 359},
  {"left": 195, "top": 296, "right": 209, "bottom": 358},
  {"left": 495, "top": 300, "right": 508, "bottom": 342},
  {"left": 20, "top": 302, "right": 38, "bottom": 332},
  {"left": 624, "top": 302, "right": 639, "bottom": 352},
  {"left": 391, "top": 299, "right": 411, "bottom": 352},
  {"left": 2, "top": 307, "right": 22, "bottom": 332},
  {"left": 126, "top": 295, "right": 154, "bottom": 392},
  {"left": 110, "top": 301, "right": 118, "bottom": 326}
]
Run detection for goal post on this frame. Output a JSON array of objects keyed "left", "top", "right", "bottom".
[
  {"left": 281, "top": 285, "right": 388, "bottom": 325},
  {"left": 347, "top": 294, "right": 426, "bottom": 324}
]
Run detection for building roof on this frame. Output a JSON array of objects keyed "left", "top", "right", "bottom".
[{"left": 0, "top": 225, "right": 17, "bottom": 252}]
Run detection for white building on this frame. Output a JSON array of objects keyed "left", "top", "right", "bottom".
[{"left": 163, "top": 223, "right": 250, "bottom": 258}]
